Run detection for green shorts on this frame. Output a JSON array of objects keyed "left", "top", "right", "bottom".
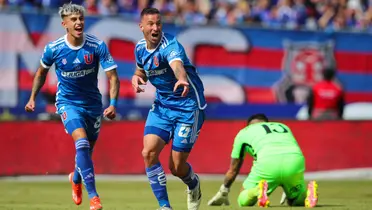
[{"left": 242, "top": 154, "right": 306, "bottom": 199}]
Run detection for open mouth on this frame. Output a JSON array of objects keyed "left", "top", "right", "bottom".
[
  {"left": 151, "top": 33, "right": 159, "bottom": 39},
  {"left": 75, "top": 26, "right": 83, "bottom": 33}
]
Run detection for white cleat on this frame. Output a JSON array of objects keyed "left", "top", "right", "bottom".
[
  {"left": 280, "top": 192, "right": 287, "bottom": 205},
  {"left": 157, "top": 207, "right": 172, "bottom": 210},
  {"left": 187, "top": 175, "right": 202, "bottom": 210}
]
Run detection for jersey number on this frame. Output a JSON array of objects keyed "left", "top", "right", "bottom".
[{"left": 261, "top": 124, "right": 288, "bottom": 134}]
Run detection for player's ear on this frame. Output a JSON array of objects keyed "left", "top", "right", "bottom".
[
  {"left": 61, "top": 20, "right": 67, "bottom": 30},
  {"left": 139, "top": 23, "right": 144, "bottom": 32}
]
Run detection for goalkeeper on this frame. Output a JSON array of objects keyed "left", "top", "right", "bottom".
[{"left": 207, "top": 113, "right": 318, "bottom": 208}]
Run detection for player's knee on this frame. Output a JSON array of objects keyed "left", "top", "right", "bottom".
[
  {"left": 237, "top": 192, "right": 257, "bottom": 206},
  {"left": 141, "top": 148, "right": 158, "bottom": 165}
]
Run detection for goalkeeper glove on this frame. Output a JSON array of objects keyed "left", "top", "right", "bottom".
[{"left": 207, "top": 184, "right": 230, "bottom": 206}]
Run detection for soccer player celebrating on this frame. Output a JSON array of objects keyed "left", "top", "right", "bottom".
[
  {"left": 24, "top": 3, "right": 119, "bottom": 210},
  {"left": 132, "top": 7, "right": 206, "bottom": 210},
  {"left": 207, "top": 113, "right": 318, "bottom": 208}
]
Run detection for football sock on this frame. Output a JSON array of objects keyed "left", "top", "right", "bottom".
[{"left": 146, "top": 163, "right": 171, "bottom": 208}]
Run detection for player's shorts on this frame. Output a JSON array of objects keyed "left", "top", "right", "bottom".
[
  {"left": 243, "top": 154, "right": 306, "bottom": 200},
  {"left": 144, "top": 102, "right": 205, "bottom": 152},
  {"left": 57, "top": 105, "right": 102, "bottom": 141}
]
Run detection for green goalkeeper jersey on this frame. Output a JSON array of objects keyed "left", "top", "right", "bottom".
[{"left": 231, "top": 122, "right": 303, "bottom": 161}]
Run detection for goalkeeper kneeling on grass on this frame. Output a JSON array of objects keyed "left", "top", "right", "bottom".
[{"left": 207, "top": 113, "right": 318, "bottom": 208}]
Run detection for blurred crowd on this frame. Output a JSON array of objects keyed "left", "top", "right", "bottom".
[{"left": 1, "top": 0, "right": 372, "bottom": 32}]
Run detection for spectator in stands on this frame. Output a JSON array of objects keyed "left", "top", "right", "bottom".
[
  {"left": 179, "top": 0, "right": 208, "bottom": 25},
  {"left": 0, "top": 0, "right": 8, "bottom": 10},
  {"left": 84, "top": 0, "right": 98, "bottom": 14},
  {"left": 307, "top": 67, "right": 345, "bottom": 120},
  {"left": 8, "top": 0, "right": 372, "bottom": 32},
  {"left": 98, "top": 0, "right": 119, "bottom": 15}
]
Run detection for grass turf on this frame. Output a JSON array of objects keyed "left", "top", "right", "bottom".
[{"left": 0, "top": 180, "right": 371, "bottom": 209}]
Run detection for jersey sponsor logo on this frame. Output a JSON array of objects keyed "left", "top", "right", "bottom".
[
  {"left": 84, "top": 53, "right": 94, "bottom": 64},
  {"left": 51, "top": 44, "right": 64, "bottom": 52},
  {"left": 154, "top": 55, "right": 159, "bottom": 67},
  {"left": 146, "top": 68, "right": 167, "bottom": 77},
  {"left": 86, "top": 42, "right": 98, "bottom": 48},
  {"left": 61, "top": 67, "right": 95, "bottom": 78}
]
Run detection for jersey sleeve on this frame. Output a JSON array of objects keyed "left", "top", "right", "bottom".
[
  {"left": 40, "top": 44, "right": 53, "bottom": 68},
  {"left": 134, "top": 46, "right": 144, "bottom": 69},
  {"left": 231, "top": 129, "right": 255, "bottom": 160},
  {"left": 97, "top": 42, "right": 117, "bottom": 72},
  {"left": 163, "top": 38, "right": 186, "bottom": 65}
]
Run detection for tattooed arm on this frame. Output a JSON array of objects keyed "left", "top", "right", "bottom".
[
  {"left": 25, "top": 65, "right": 49, "bottom": 112},
  {"left": 170, "top": 60, "right": 189, "bottom": 97},
  {"left": 208, "top": 158, "right": 243, "bottom": 206},
  {"left": 224, "top": 158, "right": 244, "bottom": 188},
  {"left": 30, "top": 65, "right": 49, "bottom": 100},
  {"left": 106, "top": 69, "right": 120, "bottom": 102},
  {"left": 103, "top": 69, "right": 120, "bottom": 120}
]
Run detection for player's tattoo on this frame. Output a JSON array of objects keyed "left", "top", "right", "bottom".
[
  {"left": 30, "top": 67, "right": 48, "bottom": 99},
  {"left": 170, "top": 61, "right": 187, "bottom": 81},
  {"left": 107, "top": 70, "right": 120, "bottom": 100},
  {"left": 224, "top": 158, "right": 244, "bottom": 188}
]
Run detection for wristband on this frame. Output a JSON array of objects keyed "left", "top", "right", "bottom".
[{"left": 110, "top": 99, "right": 117, "bottom": 107}]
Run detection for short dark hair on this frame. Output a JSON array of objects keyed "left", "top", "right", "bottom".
[
  {"left": 141, "top": 7, "right": 160, "bottom": 17},
  {"left": 247, "top": 113, "right": 269, "bottom": 124},
  {"left": 323, "top": 68, "right": 336, "bottom": 81}
]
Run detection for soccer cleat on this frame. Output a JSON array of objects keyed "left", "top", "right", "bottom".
[
  {"left": 157, "top": 206, "right": 172, "bottom": 210},
  {"left": 305, "top": 181, "right": 318, "bottom": 208},
  {"left": 187, "top": 175, "right": 202, "bottom": 210},
  {"left": 68, "top": 172, "right": 82, "bottom": 205},
  {"left": 90, "top": 196, "right": 103, "bottom": 210},
  {"left": 257, "top": 180, "right": 270, "bottom": 207}
]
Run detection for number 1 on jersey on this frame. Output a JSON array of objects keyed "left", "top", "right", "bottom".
[{"left": 262, "top": 124, "right": 288, "bottom": 134}]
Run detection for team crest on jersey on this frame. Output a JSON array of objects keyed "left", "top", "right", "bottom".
[
  {"left": 154, "top": 55, "right": 159, "bottom": 67},
  {"left": 62, "top": 58, "right": 67, "bottom": 65},
  {"left": 61, "top": 111, "right": 67, "bottom": 121},
  {"left": 84, "top": 54, "right": 94, "bottom": 64}
]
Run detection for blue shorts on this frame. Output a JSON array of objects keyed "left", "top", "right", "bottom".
[
  {"left": 57, "top": 105, "right": 102, "bottom": 141},
  {"left": 144, "top": 103, "right": 205, "bottom": 152}
]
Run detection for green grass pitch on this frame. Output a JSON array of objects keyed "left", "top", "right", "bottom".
[{"left": 0, "top": 180, "right": 371, "bottom": 209}]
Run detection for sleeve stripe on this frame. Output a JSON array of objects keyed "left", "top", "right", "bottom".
[
  {"left": 136, "top": 64, "right": 143, "bottom": 69},
  {"left": 103, "top": 64, "right": 117, "bottom": 72},
  {"left": 40, "top": 60, "right": 51, "bottom": 69},
  {"left": 168, "top": 58, "right": 183, "bottom": 65}
]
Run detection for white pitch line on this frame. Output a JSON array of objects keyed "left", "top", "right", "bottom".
[{"left": 1, "top": 168, "right": 372, "bottom": 182}]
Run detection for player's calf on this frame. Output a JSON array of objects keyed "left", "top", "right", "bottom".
[
  {"left": 75, "top": 138, "right": 99, "bottom": 199},
  {"left": 146, "top": 163, "right": 171, "bottom": 208}
]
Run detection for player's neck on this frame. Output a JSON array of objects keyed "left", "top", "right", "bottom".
[
  {"left": 66, "top": 33, "right": 84, "bottom": 47},
  {"left": 146, "top": 40, "right": 160, "bottom": 50}
]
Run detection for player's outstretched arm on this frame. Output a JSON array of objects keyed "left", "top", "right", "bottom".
[
  {"left": 25, "top": 65, "right": 49, "bottom": 112},
  {"left": 131, "top": 68, "right": 147, "bottom": 93},
  {"left": 208, "top": 158, "right": 244, "bottom": 206},
  {"left": 103, "top": 69, "right": 120, "bottom": 120},
  {"left": 170, "top": 60, "right": 189, "bottom": 97},
  {"left": 224, "top": 158, "right": 244, "bottom": 188}
]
